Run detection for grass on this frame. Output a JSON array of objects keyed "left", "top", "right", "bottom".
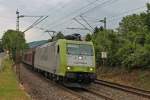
[
  {"left": 0, "top": 58, "right": 30, "bottom": 100},
  {"left": 97, "top": 67, "right": 150, "bottom": 91}
]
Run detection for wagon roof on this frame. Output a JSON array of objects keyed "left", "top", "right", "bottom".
[{"left": 28, "top": 40, "right": 48, "bottom": 48}]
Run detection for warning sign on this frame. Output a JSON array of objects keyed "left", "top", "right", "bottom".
[{"left": 101, "top": 52, "right": 107, "bottom": 58}]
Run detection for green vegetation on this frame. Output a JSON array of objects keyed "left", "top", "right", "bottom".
[
  {"left": 97, "top": 67, "right": 150, "bottom": 90},
  {"left": 88, "top": 3, "right": 150, "bottom": 90},
  {"left": 86, "top": 3, "right": 150, "bottom": 70},
  {"left": 85, "top": 34, "right": 92, "bottom": 41},
  {"left": 49, "top": 31, "right": 64, "bottom": 42},
  {"left": 0, "top": 58, "right": 29, "bottom": 100},
  {"left": 2, "top": 30, "right": 27, "bottom": 61}
]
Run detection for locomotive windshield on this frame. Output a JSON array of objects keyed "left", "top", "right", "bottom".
[{"left": 67, "top": 43, "right": 93, "bottom": 56}]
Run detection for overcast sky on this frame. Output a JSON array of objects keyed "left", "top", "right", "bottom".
[{"left": 0, "top": 0, "right": 149, "bottom": 42}]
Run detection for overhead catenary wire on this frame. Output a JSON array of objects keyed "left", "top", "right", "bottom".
[
  {"left": 35, "top": 0, "right": 145, "bottom": 34},
  {"left": 23, "top": 16, "right": 43, "bottom": 31},
  {"left": 80, "top": 0, "right": 119, "bottom": 16},
  {"left": 80, "top": 5, "right": 146, "bottom": 30},
  {"left": 66, "top": 27, "right": 90, "bottom": 30},
  {"left": 83, "top": 5, "right": 146, "bottom": 22},
  {"left": 34, "top": 0, "right": 118, "bottom": 33},
  {"left": 75, "top": 5, "right": 146, "bottom": 31},
  {"left": 73, "top": 18, "right": 93, "bottom": 32},
  {"left": 37, "top": 0, "right": 99, "bottom": 31},
  {"left": 18, "top": 1, "right": 73, "bottom": 32},
  {"left": 23, "top": 16, "right": 48, "bottom": 33},
  {"left": 80, "top": 15, "right": 94, "bottom": 30},
  {"left": 45, "top": 0, "right": 119, "bottom": 31},
  {"left": 108, "top": 6, "right": 146, "bottom": 21},
  {"left": 107, "top": 9, "right": 146, "bottom": 23},
  {"left": 44, "top": 0, "right": 101, "bottom": 29},
  {"left": 46, "top": 0, "right": 74, "bottom": 16}
]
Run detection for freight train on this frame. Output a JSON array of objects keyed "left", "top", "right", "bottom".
[{"left": 22, "top": 39, "right": 96, "bottom": 87}]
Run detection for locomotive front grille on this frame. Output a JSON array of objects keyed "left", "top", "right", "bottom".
[{"left": 65, "top": 72, "right": 96, "bottom": 82}]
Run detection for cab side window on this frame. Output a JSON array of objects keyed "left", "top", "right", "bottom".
[{"left": 57, "top": 45, "right": 60, "bottom": 54}]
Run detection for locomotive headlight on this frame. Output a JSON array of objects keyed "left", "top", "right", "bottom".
[
  {"left": 90, "top": 68, "right": 93, "bottom": 71},
  {"left": 67, "top": 66, "right": 71, "bottom": 70},
  {"left": 78, "top": 56, "right": 82, "bottom": 60}
]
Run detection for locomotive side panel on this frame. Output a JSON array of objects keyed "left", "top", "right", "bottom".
[{"left": 34, "top": 42, "right": 60, "bottom": 74}]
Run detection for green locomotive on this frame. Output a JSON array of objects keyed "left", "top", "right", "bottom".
[{"left": 24, "top": 39, "right": 96, "bottom": 87}]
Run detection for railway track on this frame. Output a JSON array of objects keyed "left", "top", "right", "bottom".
[
  {"left": 94, "top": 79, "right": 150, "bottom": 99},
  {"left": 82, "top": 88, "right": 113, "bottom": 100},
  {"left": 23, "top": 64, "right": 113, "bottom": 100},
  {"left": 61, "top": 87, "right": 113, "bottom": 100},
  {"left": 23, "top": 64, "right": 150, "bottom": 100},
  {"left": 42, "top": 76, "right": 113, "bottom": 100}
]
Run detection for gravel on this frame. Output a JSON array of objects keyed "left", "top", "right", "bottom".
[
  {"left": 17, "top": 63, "right": 147, "bottom": 100},
  {"left": 88, "top": 83, "right": 150, "bottom": 100},
  {"left": 18, "top": 63, "right": 81, "bottom": 100}
]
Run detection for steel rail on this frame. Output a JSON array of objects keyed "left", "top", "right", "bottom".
[
  {"left": 23, "top": 64, "right": 112, "bottom": 100},
  {"left": 24, "top": 65, "right": 91, "bottom": 100},
  {"left": 39, "top": 74, "right": 113, "bottom": 100},
  {"left": 95, "top": 79, "right": 150, "bottom": 99},
  {"left": 83, "top": 88, "right": 113, "bottom": 100}
]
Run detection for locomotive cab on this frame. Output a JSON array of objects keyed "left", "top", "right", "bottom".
[{"left": 63, "top": 41, "right": 96, "bottom": 84}]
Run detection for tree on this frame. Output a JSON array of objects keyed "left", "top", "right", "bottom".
[
  {"left": 145, "top": 3, "right": 150, "bottom": 31},
  {"left": 56, "top": 31, "right": 64, "bottom": 39},
  {"left": 119, "top": 14, "right": 147, "bottom": 34},
  {"left": 92, "top": 3, "right": 150, "bottom": 69},
  {"left": 115, "top": 3, "right": 150, "bottom": 69},
  {"left": 52, "top": 31, "right": 64, "bottom": 41},
  {"left": 92, "top": 30, "right": 120, "bottom": 66},
  {"left": 2, "top": 30, "right": 27, "bottom": 60},
  {"left": 0, "top": 41, "right": 3, "bottom": 52},
  {"left": 85, "top": 34, "right": 92, "bottom": 41}
]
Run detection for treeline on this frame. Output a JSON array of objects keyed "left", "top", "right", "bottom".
[{"left": 86, "top": 3, "right": 150, "bottom": 69}]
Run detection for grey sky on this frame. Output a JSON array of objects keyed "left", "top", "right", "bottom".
[{"left": 0, "top": 0, "right": 149, "bottom": 42}]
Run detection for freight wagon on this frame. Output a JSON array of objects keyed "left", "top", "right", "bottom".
[{"left": 22, "top": 48, "right": 35, "bottom": 66}]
